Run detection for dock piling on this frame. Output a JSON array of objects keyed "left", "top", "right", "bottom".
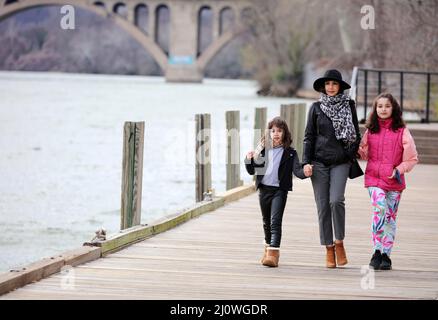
[{"left": 121, "top": 121, "right": 145, "bottom": 230}]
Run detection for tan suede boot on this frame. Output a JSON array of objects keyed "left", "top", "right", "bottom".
[
  {"left": 335, "top": 242, "right": 348, "bottom": 266},
  {"left": 326, "top": 245, "right": 336, "bottom": 268},
  {"left": 260, "top": 243, "right": 269, "bottom": 264},
  {"left": 262, "top": 247, "right": 280, "bottom": 267}
]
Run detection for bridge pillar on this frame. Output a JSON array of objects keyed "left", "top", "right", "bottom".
[
  {"left": 165, "top": 1, "right": 203, "bottom": 82},
  {"left": 212, "top": 7, "right": 220, "bottom": 40},
  {"left": 148, "top": 3, "right": 156, "bottom": 37},
  {"left": 126, "top": 3, "right": 135, "bottom": 24},
  {"left": 165, "top": 65, "right": 203, "bottom": 83}
]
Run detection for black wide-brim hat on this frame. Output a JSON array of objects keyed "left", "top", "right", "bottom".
[{"left": 313, "top": 69, "right": 351, "bottom": 93}]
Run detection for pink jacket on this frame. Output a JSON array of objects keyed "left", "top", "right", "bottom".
[{"left": 358, "top": 119, "right": 418, "bottom": 192}]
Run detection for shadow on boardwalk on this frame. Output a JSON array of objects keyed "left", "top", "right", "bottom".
[{"left": 1, "top": 163, "right": 438, "bottom": 299}]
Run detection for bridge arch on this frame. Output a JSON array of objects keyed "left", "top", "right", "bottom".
[
  {"left": 113, "top": 2, "right": 127, "bottom": 19},
  {"left": 134, "top": 3, "right": 148, "bottom": 34},
  {"left": 196, "top": 5, "right": 249, "bottom": 73},
  {"left": 154, "top": 4, "right": 170, "bottom": 55},
  {"left": 0, "top": 0, "right": 168, "bottom": 72},
  {"left": 197, "top": 5, "right": 213, "bottom": 57},
  {"left": 219, "top": 6, "right": 234, "bottom": 35},
  {"left": 93, "top": 1, "right": 105, "bottom": 9}
]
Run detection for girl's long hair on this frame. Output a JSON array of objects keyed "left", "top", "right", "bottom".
[
  {"left": 254, "top": 117, "right": 293, "bottom": 160},
  {"left": 264, "top": 117, "right": 293, "bottom": 148},
  {"left": 366, "top": 93, "right": 406, "bottom": 133}
]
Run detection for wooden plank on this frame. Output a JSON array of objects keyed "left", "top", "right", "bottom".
[
  {"left": 97, "top": 194, "right": 228, "bottom": 255},
  {"left": 0, "top": 182, "right": 252, "bottom": 296},
  {"left": 0, "top": 246, "right": 101, "bottom": 296},
  {"left": 218, "top": 184, "right": 255, "bottom": 204},
  {"left": 62, "top": 246, "right": 102, "bottom": 267},
  {"left": 84, "top": 184, "right": 253, "bottom": 256},
  {"left": 1, "top": 164, "right": 437, "bottom": 300}
]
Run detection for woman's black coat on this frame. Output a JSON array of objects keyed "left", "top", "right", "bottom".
[{"left": 302, "top": 100, "right": 361, "bottom": 167}]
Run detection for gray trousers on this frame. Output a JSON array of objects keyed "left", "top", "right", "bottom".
[{"left": 310, "top": 161, "right": 351, "bottom": 246}]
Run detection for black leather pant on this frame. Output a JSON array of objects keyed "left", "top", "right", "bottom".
[{"left": 258, "top": 184, "right": 288, "bottom": 248}]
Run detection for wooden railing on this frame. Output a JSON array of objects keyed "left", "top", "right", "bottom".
[{"left": 350, "top": 66, "right": 438, "bottom": 123}]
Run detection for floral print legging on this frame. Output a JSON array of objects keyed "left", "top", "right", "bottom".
[{"left": 368, "top": 187, "right": 402, "bottom": 256}]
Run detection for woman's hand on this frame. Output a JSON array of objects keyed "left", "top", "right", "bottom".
[
  {"left": 246, "top": 151, "right": 255, "bottom": 160},
  {"left": 304, "top": 164, "right": 313, "bottom": 177}
]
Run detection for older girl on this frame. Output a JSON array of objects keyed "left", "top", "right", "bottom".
[{"left": 358, "top": 93, "right": 418, "bottom": 270}]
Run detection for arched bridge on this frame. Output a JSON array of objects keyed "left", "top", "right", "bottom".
[{"left": 0, "top": 0, "right": 254, "bottom": 82}]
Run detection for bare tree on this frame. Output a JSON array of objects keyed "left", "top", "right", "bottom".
[
  {"left": 241, "top": 0, "right": 437, "bottom": 96},
  {"left": 241, "top": 0, "right": 335, "bottom": 96}
]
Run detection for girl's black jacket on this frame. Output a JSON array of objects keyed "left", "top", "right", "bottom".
[{"left": 244, "top": 146, "right": 307, "bottom": 191}]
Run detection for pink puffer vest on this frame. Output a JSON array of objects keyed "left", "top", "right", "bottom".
[{"left": 365, "top": 118, "right": 406, "bottom": 192}]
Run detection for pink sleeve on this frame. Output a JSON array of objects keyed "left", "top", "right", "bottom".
[
  {"left": 358, "top": 130, "right": 369, "bottom": 160},
  {"left": 396, "top": 128, "right": 419, "bottom": 174}
]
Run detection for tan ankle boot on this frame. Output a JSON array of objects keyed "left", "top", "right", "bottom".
[
  {"left": 262, "top": 247, "right": 280, "bottom": 267},
  {"left": 260, "top": 243, "right": 269, "bottom": 264},
  {"left": 335, "top": 242, "right": 348, "bottom": 266},
  {"left": 326, "top": 245, "right": 336, "bottom": 268}
]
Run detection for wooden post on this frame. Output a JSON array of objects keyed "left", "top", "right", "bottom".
[
  {"left": 281, "top": 103, "right": 306, "bottom": 159},
  {"left": 253, "top": 107, "right": 267, "bottom": 182},
  {"left": 226, "top": 111, "right": 243, "bottom": 190},
  {"left": 280, "top": 104, "right": 294, "bottom": 140},
  {"left": 293, "top": 103, "right": 307, "bottom": 159},
  {"left": 195, "top": 114, "right": 212, "bottom": 202},
  {"left": 121, "top": 122, "right": 145, "bottom": 230},
  {"left": 253, "top": 107, "right": 267, "bottom": 149}
]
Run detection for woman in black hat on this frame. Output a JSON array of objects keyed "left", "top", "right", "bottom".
[{"left": 302, "top": 69, "right": 361, "bottom": 268}]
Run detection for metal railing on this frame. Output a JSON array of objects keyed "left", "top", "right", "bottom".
[{"left": 350, "top": 67, "right": 438, "bottom": 123}]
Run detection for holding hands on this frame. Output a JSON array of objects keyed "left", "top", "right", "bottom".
[
  {"left": 304, "top": 164, "right": 313, "bottom": 177},
  {"left": 246, "top": 151, "right": 254, "bottom": 160}
]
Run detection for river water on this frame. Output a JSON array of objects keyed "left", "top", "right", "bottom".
[{"left": 0, "top": 71, "right": 312, "bottom": 272}]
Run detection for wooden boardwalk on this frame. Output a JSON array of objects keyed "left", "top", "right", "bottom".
[{"left": 1, "top": 163, "right": 438, "bottom": 300}]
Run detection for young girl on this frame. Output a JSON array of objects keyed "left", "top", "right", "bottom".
[
  {"left": 245, "top": 117, "right": 310, "bottom": 267},
  {"left": 358, "top": 93, "right": 419, "bottom": 270}
]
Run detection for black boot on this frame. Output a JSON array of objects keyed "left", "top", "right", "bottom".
[
  {"left": 369, "top": 250, "right": 382, "bottom": 270},
  {"left": 380, "top": 253, "right": 392, "bottom": 270}
]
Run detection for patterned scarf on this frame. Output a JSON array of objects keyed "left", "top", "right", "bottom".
[{"left": 319, "top": 93, "right": 356, "bottom": 147}]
